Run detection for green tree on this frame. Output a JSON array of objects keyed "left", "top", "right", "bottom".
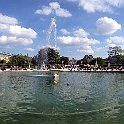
[
  {"left": 89, "top": 59, "right": 96, "bottom": 65},
  {"left": 89, "top": 57, "right": 106, "bottom": 66},
  {"left": 60, "top": 56, "right": 69, "bottom": 65},
  {"left": 8, "top": 54, "right": 31, "bottom": 67},
  {"left": 81, "top": 58, "right": 89, "bottom": 65},
  {"left": 116, "top": 55, "right": 124, "bottom": 66},
  {"left": 47, "top": 48, "right": 60, "bottom": 64},
  {"left": 96, "top": 57, "right": 106, "bottom": 66},
  {"left": 31, "top": 56, "right": 38, "bottom": 66}
]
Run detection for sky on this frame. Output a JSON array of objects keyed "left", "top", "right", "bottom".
[{"left": 0, "top": 0, "right": 124, "bottom": 59}]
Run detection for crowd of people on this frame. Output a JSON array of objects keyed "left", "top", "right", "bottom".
[{"left": 0, "top": 64, "right": 124, "bottom": 72}]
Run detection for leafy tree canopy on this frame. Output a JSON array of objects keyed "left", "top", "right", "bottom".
[{"left": 8, "top": 54, "right": 31, "bottom": 67}]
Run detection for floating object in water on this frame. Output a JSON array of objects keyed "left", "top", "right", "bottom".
[
  {"left": 67, "top": 83, "right": 69, "bottom": 86},
  {"left": 53, "top": 73, "right": 59, "bottom": 78},
  {"left": 53, "top": 73, "right": 59, "bottom": 84},
  {"left": 85, "top": 98, "right": 87, "bottom": 101}
]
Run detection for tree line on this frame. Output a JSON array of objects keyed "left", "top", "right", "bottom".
[{"left": 1, "top": 47, "right": 124, "bottom": 69}]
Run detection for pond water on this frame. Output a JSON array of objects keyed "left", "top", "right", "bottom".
[{"left": 0, "top": 71, "right": 124, "bottom": 124}]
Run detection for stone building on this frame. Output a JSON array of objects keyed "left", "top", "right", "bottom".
[{"left": 0, "top": 52, "right": 12, "bottom": 63}]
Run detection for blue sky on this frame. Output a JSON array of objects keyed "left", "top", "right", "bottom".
[{"left": 0, "top": 0, "right": 124, "bottom": 59}]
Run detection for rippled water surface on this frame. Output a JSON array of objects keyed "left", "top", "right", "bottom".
[{"left": 0, "top": 71, "right": 124, "bottom": 124}]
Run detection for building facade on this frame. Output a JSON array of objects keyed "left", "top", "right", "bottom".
[{"left": 0, "top": 52, "right": 12, "bottom": 63}]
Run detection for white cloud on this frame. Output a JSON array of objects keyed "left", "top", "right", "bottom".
[
  {"left": 55, "top": 8, "right": 72, "bottom": 17},
  {"left": 24, "top": 48, "right": 35, "bottom": 51},
  {"left": 0, "top": 36, "right": 33, "bottom": 46},
  {"left": 78, "top": 0, "right": 111, "bottom": 13},
  {"left": 35, "top": 6, "right": 52, "bottom": 15},
  {"left": 0, "top": 23, "right": 9, "bottom": 31},
  {"left": 74, "top": 28, "right": 89, "bottom": 38},
  {"left": 9, "top": 25, "right": 37, "bottom": 39},
  {"left": 57, "top": 28, "right": 99, "bottom": 54},
  {"left": 95, "top": 17, "right": 121, "bottom": 35},
  {"left": 58, "top": 32, "right": 99, "bottom": 46},
  {"left": 8, "top": 37, "right": 33, "bottom": 45},
  {"left": 106, "top": 42, "right": 116, "bottom": 47},
  {"left": 93, "top": 36, "right": 124, "bottom": 55},
  {"left": 57, "top": 36, "right": 80, "bottom": 45},
  {"left": 67, "top": 0, "right": 124, "bottom": 13},
  {"left": 0, "top": 13, "right": 37, "bottom": 47},
  {"left": 93, "top": 35, "right": 124, "bottom": 55},
  {"left": 107, "top": 0, "right": 124, "bottom": 7},
  {"left": 106, "top": 36, "right": 124, "bottom": 44},
  {"left": 49, "top": 2, "right": 60, "bottom": 9},
  {"left": 60, "top": 29, "right": 70, "bottom": 35},
  {"left": 35, "top": 2, "right": 72, "bottom": 17},
  {"left": 0, "top": 36, "right": 8, "bottom": 45},
  {"left": 77, "top": 46, "right": 94, "bottom": 54},
  {"left": 84, "top": 38, "right": 100, "bottom": 45},
  {"left": 95, "top": 36, "right": 124, "bottom": 54},
  {"left": 0, "top": 13, "right": 18, "bottom": 25}
]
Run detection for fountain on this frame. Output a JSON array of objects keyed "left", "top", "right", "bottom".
[
  {"left": 40, "top": 16, "right": 58, "bottom": 69},
  {"left": 39, "top": 14, "right": 58, "bottom": 70},
  {"left": 47, "top": 16, "right": 57, "bottom": 49}
]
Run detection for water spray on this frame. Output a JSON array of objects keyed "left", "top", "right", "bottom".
[{"left": 47, "top": 16, "right": 57, "bottom": 49}]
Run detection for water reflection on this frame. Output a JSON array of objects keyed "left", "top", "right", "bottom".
[
  {"left": 0, "top": 72, "right": 36, "bottom": 115},
  {"left": 0, "top": 71, "right": 124, "bottom": 124}
]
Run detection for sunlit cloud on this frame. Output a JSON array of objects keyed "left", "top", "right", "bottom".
[
  {"left": 67, "top": 0, "right": 124, "bottom": 13},
  {"left": 57, "top": 28, "right": 99, "bottom": 54},
  {"left": 95, "top": 17, "right": 121, "bottom": 35},
  {"left": 0, "top": 13, "right": 37, "bottom": 47},
  {"left": 35, "top": 2, "right": 72, "bottom": 17}
]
